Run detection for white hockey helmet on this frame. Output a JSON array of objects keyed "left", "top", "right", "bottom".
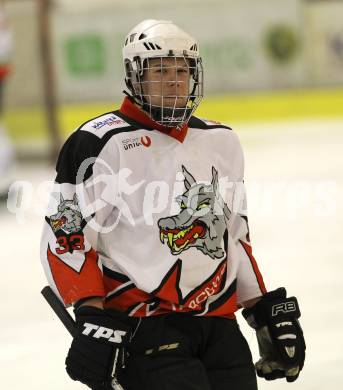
[{"left": 122, "top": 20, "right": 204, "bottom": 128}]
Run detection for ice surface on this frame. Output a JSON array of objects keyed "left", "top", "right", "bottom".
[{"left": 0, "top": 119, "right": 342, "bottom": 389}]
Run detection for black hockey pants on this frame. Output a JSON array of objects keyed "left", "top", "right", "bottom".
[{"left": 121, "top": 313, "right": 258, "bottom": 390}]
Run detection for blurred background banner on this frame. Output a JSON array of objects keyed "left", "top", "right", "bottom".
[
  {"left": 5, "top": 0, "right": 343, "bottom": 108},
  {"left": 304, "top": 0, "right": 343, "bottom": 86},
  {"left": 3, "top": 0, "right": 343, "bottom": 153},
  {"left": 52, "top": 0, "right": 305, "bottom": 101}
]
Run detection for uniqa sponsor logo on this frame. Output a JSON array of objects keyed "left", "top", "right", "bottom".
[{"left": 122, "top": 135, "right": 152, "bottom": 150}]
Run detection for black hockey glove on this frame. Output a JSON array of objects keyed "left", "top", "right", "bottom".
[
  {"left": 65, "top": 306, "right": 132, "bottom": 390},
  {"left": 242, "top": 288, "right": 306, "bottom": 382}
]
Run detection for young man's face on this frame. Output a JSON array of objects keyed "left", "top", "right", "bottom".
[{"left": 140, "top": 57, "right": 191, "bottom": 109}]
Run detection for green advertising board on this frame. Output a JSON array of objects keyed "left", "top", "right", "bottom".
[{"left": 64, "top": 34, "right": 106, "bottom": 77}]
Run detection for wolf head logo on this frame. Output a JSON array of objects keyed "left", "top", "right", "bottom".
[
  {"left": 49, "top": 194, "right": 83, "bottom": 234},
  {"left": 158, "top": 166, "right": 231, "bottom": 259}
]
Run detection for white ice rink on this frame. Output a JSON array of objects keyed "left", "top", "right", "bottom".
[{"left": 1, "top": 119, "right": 342, "bottom": 389}]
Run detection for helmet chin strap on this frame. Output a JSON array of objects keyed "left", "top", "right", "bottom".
[
  {"left": 125, "top": 87, "right": 191, "bottom": 129},
  {"left": 142, "top": 102, "right": 192, "bottom": 129}
]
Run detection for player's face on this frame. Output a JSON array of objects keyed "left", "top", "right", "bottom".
[{"left": 141, "top": 57, "right": 190, "bottom": 108}]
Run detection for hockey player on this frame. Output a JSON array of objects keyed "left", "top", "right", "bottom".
[
  {"left": 41, "top": 20, "right": 306, "bottom": 389},
  {"left": 0, "top": 1, "right": 14, "bottom": 201}
]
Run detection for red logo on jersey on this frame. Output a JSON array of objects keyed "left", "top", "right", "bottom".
[{"left": 141, "top": 136, "right": 152, "bottom": 147}]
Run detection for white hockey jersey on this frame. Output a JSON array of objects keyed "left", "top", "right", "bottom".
[{"left": 40, "top": 97, "right": 266, "bottom": 318}]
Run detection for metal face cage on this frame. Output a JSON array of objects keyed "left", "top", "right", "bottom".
[{"left": 125, "top": 54, "right": 204, "bottom": 128}]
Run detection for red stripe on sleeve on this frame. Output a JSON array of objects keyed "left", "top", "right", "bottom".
[
  {"left": 47, "top": 247, "right": 105, "bottom": 305},
  {"left": 239, "top": 240, "right": 267, "bottom": 294}
]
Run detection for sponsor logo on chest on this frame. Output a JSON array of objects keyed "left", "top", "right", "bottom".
[{"left": 122, "top": 135, "right": 152, "bottom": 150}]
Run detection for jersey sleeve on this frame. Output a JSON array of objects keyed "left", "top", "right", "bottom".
[
  {"left": 40, "top": 130, "right": 119, "bottom": 306},
  {"left": 229, "top": 132, "right": 267, "bottom": 305}
]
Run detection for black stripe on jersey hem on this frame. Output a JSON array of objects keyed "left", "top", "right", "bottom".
[
  {"left": 239, "top": 240, "right": 264, "bottom": 295},
  {"left": 126, "top": 297, "right": 159, "bottom": 316},
  {"left": 102, "top": 265, "right": 131, "bottom": 283},
  {"left": 125, "top": 300, "right": 205, "bottom": 317},
  {"left": 206, "top": 279, "right": 237, "bottom": 313},
  {"left": 105, "top": 283, "right": 136, "bottom": 302},
  {"left": 188, "top": 116, "right": 232, "bottom": 130}
]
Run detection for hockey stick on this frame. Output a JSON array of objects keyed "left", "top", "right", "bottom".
[
  {"left": 41, "top": 286, "right": 77, "bottom": 336},
  {"left": 41, "top": 285, "right": 124, "bottom": 390}
]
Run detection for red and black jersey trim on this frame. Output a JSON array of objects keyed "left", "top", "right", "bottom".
[
  {"left": 56, "top": 112, "right": 148, "bottom": 184},
  {"left": 46, "top": 245, "right": 105, "bottom": 305},
  {"left": 205, "top": 278, "right": 237, "bottom": 313},
  {"left": 239, "top": 240, "right": 267, "bottom": 295},
  {"left": 103, "top": 265, "right": 131, "bottom": 283},
  {"left": 150, "top": 259, "right": 183, "bottom": 303},
  {"left": 119, "top": 97, "right": 189, "bottom": 143},
  {"left": 151, "top": 258, "right": 228, "bottom": 310},
  {"left": 103, "top": 258, "right": 230, "bottom": 316},
  {"left": 102, "top": 265, "right": 135, "bottom": 301},
  {"left": 115, "top": 108, "right": 159, "bottom": 132},
  {"left": 47, "top": 244, "right": 89, "bottom": 275},
  {"left": 125, "top": 297, "right": 160, "bottom": 315},
  {"left": 105, "top": 283, "right": 136, "bottom": 301}
]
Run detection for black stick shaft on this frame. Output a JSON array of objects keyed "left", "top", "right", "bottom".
[{"left": 41, "top": 286, "right": 77, "bottom": 337}]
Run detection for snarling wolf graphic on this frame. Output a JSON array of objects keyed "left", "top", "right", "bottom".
[
  {"left": 158, "top": 166, "right": 231, "bottom": 259},
  {"left": 48, "top": 194, "right": 83, "bottom": 234}
]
